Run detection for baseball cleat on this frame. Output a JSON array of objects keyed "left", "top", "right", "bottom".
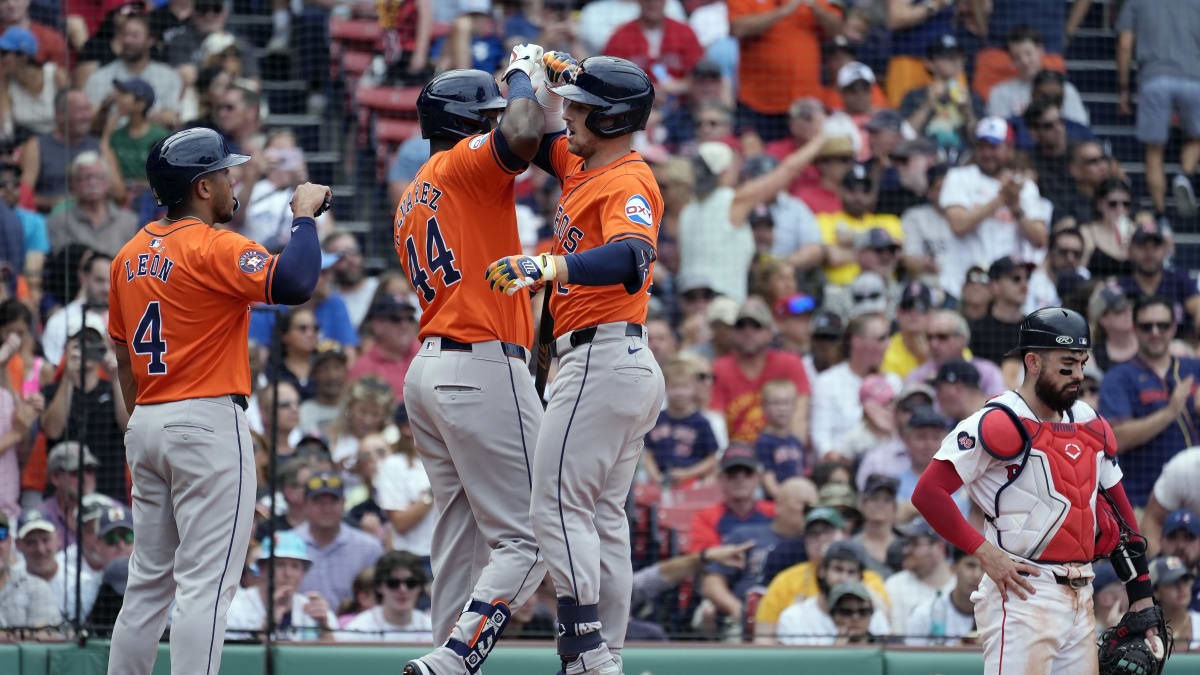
[{"left": 403, "top": 660, "right": 436, "bottom": 675}]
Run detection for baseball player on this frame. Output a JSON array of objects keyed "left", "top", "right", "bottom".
[
  {"left": 912, "top": 307, "right": 1162, "bottom": 674},
  {"left": 485, "top": 54, "right": 665, "bottom": 675},
  {"left": 106, "top": 127, "right": 329, "bottom": 675},
  {"left": 397, "top": 50, "right": 549, "bottom": 675}
]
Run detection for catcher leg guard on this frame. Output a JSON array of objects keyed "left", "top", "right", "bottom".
[{"left": 446, "top": 599, "right": 512, "bottom": 674}]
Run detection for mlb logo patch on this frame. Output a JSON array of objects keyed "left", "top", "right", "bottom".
[
  {"left": 957, "top": 431, "right": 975, "bottom": 450},
  {"left": 238, "top": 250, "right": 267, "bottom": 274},
  {"left": 149, "top": 238, "right": 163, "bottom": 249},
  {"left": 624, "top": 194, "right": 654, "bottom": 227}
]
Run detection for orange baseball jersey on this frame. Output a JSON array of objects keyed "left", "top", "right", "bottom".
[
  {"left": 543, "top": 135, "right": 662, "bottom": 337},
  {"left": 108, "top": 219, "right": 279, "bottom": 404},
  {"left": 394, "top": 131, "right": 534, "bottom": 348}
]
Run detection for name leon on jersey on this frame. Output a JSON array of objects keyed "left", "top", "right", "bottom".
[{"left": 123, "top": 251, "right": 175, "bottom": 284}]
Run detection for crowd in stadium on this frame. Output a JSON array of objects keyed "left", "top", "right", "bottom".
[{"left": 1, "top": 0, "right": 1200, "bottom": 651}]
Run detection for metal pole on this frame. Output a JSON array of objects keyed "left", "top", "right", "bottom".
[{"left": 252, "top": 304, "right": 283, "bottom": 675}]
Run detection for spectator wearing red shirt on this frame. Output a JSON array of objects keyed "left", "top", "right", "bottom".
[
  {"left": 687, "top": 444, "right": 776, "bottom": 555},
  {"left": 345, "top": 293, "right": 420, "bottom": 403},
  {"left": 765, "top": 97, "right": 825, "bottom": 197},
  {"left": 603, "top": 0, "right": 703, "bottom": 98},
  {"left": 711, "top": 298, "right": 811, "bottom": 444}
]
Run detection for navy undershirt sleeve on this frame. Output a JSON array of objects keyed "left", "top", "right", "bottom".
[
  {"left": 531, "top": 130, "right": 567, "bottom": 179},
  {"left": 563, "top": 238, "right": 656, "bottom": 294},
  {"left": 271, "top": 217, "right": 320, "bottom": 304}
]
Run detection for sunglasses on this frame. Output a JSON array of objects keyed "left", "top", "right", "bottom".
[
  {"left": 734, "top": 319, "right": 765, "bottom": 330},
  {"left": 1136, "top": 321, "right": 1173, "bottom": 334},
  {"left": 1055, "top": 247, "right": 1083, "bottom": 259},
  {"left": 306, "top": 475, "right": 344, "bottom": 491},
  {"left": 1106, "top": 199, "right": 1131, "bottom": 209},
  {"left": 104, "top": 529, "right": 134, "bottom": 545},
  {"left": 832, "top": 607, "right": 873, "bottom": 618},
  {"left": 293, "top": 323, "right": 320, "bottom": 332},
  {"left": 1004, "top": 274, "right": 1028, "bottom": 284},
  {"left": 853, "top": 291, "right": 883, "bottom": 302},
  {"left": 385, "top": 576, "right": 422, "bottom": 590},
  {"left": 1033, "top": 119, "right": 1061, "bottom": 131},
  {"left": 927, "top": 332, "right": 958, "bottom": 342},
  {"left": 696, "top": 372, "right": 713, "bottom": 382},
  {"left": 380, "top": 314, "right": 416, "bottom": 323}
]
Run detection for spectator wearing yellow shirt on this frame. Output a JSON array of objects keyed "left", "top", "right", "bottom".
[
  {"left": 753, "top": 507, "right": 890, "bottom": 643},
  {"left": 817, "top": 165, "right": 904, "bottom": 286},
  {"left": 882, "top": 280, "right": 935, "bottom": 378}
]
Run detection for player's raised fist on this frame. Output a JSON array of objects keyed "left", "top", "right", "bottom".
[
  {"left": 504, "top": 43, "right": 544, "bottom": 82},
  {"left": 486, "top": 253, "right": 558, "bottom": 296},
  {"left": 542, "top": 51, "right": 579, "bottom": 85},
  {"left": 291, "top": 182, "right": 332, "bottom": 219}
]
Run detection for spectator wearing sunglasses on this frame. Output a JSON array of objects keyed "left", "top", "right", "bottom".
[
  {"left": 1099, "top": 295, "right": 1200, "bottom": 506},
  {"left": 294, "top": 472, "right": 384, "bottom": 608},
  {"left": 1025, "top": 227, "right": 1088, "bottom": 316},
  {"left": 816, "top": 165, "right": 903, "bottom": 289},
  {"left": 774, "top": 544, "right": 890, "bottom": 645},
  {"left": 338, "top": 550, "right": 432, "bottom": 643},
  {"left": 226, "top": 530, "right": 336, "bottom": 641},
  {"left": 1046, "top": 140, "right": 1118, "bottom": 230},
  {"left": 0, "top": 510, "right": 61, "bottom": 634},
  {"left": 85, "top": 503, "right": 136, "bottom": 633},
  {"left": 1079, "top": 177, "right": 1146, "bottom": 280},
  {"left": 1118, "top": 223, "right": 1200, "bottom": 340},
  {"left": 967, "top": 255, "right": 1033, "bottom": 369}
]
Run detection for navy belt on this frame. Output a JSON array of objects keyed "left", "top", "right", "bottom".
[
  {"left": 554, "top": 322, "right": 645, "bottom": 358},
  {"left": 439, "top": 337, "right": 526, "bottom": 360},
  {"left": 230, "top": 394, "right": 249, "bottom": 411}
]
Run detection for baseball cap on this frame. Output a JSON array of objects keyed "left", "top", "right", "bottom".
[
  {"left": 926, "top": 34, "right": 963, "bottom": 58},
  {"left": 305, "top": 472, "right": 345, "bottom": 498},
  {"left": 312, "top": 347, "right": 349, "bottom": 369},
  {"left": 82, "top": 493, "right": 118, "bottom": 523},
  {"left": 47, "top": 442, "right": 100, "bottom": 473},
  {"left": 0, "top": 26, "right": 38, "bottom": 59},
  {"left": 677, "top": 271, "right": 716, "bottom": 296},
  {"left": 812, "top": 310, "right": 845, "bottom": 339},
  {"left": 929, "top": 359, "right": 981, "bottom": 388},
  {"left": 828, "top": 580, "right": 873, "bottom": 608},
  {"left": 366, "top": 293, "right": 417, "bottom": 321},
  {"left": 824, "top": 35, "right": 857, "bottom": 58},
  {"left": 200, "top": 31, "right": 239, "bottom": 59},
  {"left": 97, "top": 504, "right": 133, "bottom": 537},
  {"left": 855, "top": 227, "right": 899, "bottom": 252},
  {"left": 896, "top": 382, "right": 935, "bottom": 408},
  {"left": 805, "top": 505, "right": 846, "bottom": 530},
  {"left": 818, "top": 482, "right": 859, "bottom": 511},
  {"left": 906, "top": 405, "right": 952, "bottom": 430},
  {"left": 720, "top": 443, "right": 762, "bottom": 473},
  {"left": 823, "top": 539, "right": 863, "bottom": 565},
  {"left": 693, "top": 59, "right": 722, "bottom": 79},
  {"left": 1088, "top": 284, "right": 1130, "bottom": 319},
  {"left": 1130, "top": 222, "right": 1168, "bottom": 245},
  {"left": 859, "top": 374, "right": 895, "bottom": 406},
  {"left": 748, "top": 203, "right": 774, "bottom": 227},
  {"left": 735, "top": 298, "right": 776, "bottom": 332},
  {"left": 975, "top": 117, "right": 1011, "bottom": 146},
  {"left": 1163, "top": 509, "right": 1200, "bottom": 538},
  {"left": 849, "top": 272, "right": 888, "bottom": 317},
  {"left": 818, "top": 135, "right": 856, "bottom": 160},
  {"left": 17, "top": 509, "right": 56, "bottom": 538},
  {"left": 706, "top": 296, "right": 739, "bottom": 326},
  {"left": 987, "top": 255, "right": 1035, "bottom": 280},
  {"left": 775, "top": 293, "right": 817, "bottom": 319},
  {"left": 865, "top": 109, "right": 904, "bottom": 133},
  {"left": 964, "top": 265, "right": 990, "bottom": 287},
  {"left": 258, "top": 530, "right": 312, "bottom": 564},
  {"left": 113, "top": 77, "right": 155, "bottom": 109},
  {"left": 837, "top": 61, "right": 875, "bottom": 89},
  {"left": 1149, "top": 556, "right": 1196, "bottom": 588},
  {"left": 890, "top": 137, "right": 938, "bottom": 159},
  {"left": 896, "top": 516, "right": 938, "bottom": 540},
  {"left": 842, "top": 163, "right": 874, "bottom": 191},
  {"left": 899, "top": 280, "right": 933, "bottom": 311},
  {"left": 863, "top": 473, "right": 900, "bottom": 497},
  {"left": 696, "top": 141, "right": 735, "bottom": 176}
]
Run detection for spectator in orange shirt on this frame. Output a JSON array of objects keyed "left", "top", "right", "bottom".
[
  {"left": 603, "top": 0, "right": 704, "bottom": 98},
  {"left": 821, "top": 36, "right": 888, "bottom": 113},
  {"left": 728, "top": 0, "right": 843, "bottom": 142}
]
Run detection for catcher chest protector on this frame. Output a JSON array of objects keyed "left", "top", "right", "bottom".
[{"left": 552, "top": 56, "right": 654, "bottom": 138}]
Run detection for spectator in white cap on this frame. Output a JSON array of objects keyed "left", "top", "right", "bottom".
[
  {"left": 678, "top": 141, "right": 755, "bottom": 302},
  {"left": 57, "top": 492, "right": 118, "bottom": 576},
  {"left": 16, "top": 508, "right": 100, "bottom": 621},
  {"left": 226, "top": 530, "right": 336, "bottom": 640},
  {"left": 831, "top": 62, "right": 885, "bottom": 161},
  {"left": 938, "top": 116, "right": 1048, "bottom": 297},
  {"left": 0, "top": 510, "right": 61, "bottom": 633}
]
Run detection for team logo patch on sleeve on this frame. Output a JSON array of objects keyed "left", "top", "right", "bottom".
[
  {"left": 957, "top": 431, "right": 976, "bottom": 450},
  {"left": 469, "top": 134, "right": 488, "bottom": 150},
  {"left": 238, "top": 249, "right": 268, "bottom": 274},
  {"left": 624, "top": 194, "right": 654, "bottom": 227}
]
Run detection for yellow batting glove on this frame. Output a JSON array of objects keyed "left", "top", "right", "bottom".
[
  {"left": 542, "top": 51, "right": 580, "bottom": 86},
  {"left": 485, "top": 254, "right": 558, "bottom": 296}
]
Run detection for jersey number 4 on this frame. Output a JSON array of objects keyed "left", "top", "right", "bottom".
[
  {"left": 404, "top": 216, "right": 461, "bottom": 303},
  {"left": 133, "top": 301, "right": 168, "bottom": 375}
]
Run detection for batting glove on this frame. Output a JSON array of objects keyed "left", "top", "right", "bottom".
[
  {"left": 503, "top": 43, "right": 544, "bottom": 82},
  {"left": 486, "top": 253, "right": 558, "bottom": 296},
  {"left": 542, "top": 51, "right": 580, "bottom": 86}
]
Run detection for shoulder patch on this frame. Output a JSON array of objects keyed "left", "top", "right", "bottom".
[
  {"left": 957, "top": 430, "right": 975, "bottom": 450},
  {"left": 469, "top": 134, "right": 488, "bottom": 150},
  {"left": 238, "top": 249, "right": 268, "bottom": 274},
  {"left": 624, "top": 194, "right": 654, "bottom": 227}
]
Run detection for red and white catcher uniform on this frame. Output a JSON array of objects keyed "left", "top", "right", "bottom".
[{"left": 928, "top": 391, "right": 1123, "bottom": 674}]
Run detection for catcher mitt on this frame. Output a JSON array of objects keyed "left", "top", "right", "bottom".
[{"left": 1098, "top": 604, "right": 1173, "bottom": 675}]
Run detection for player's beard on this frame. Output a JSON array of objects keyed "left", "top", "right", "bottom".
[{"left": 1034, "top": 371, "right": 1080, "bottom": 413}]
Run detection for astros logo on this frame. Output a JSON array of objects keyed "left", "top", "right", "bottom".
[
  {"left": 238, "top": 250, "right": 267, "bottom": 274},
  {"left": 624, "top": 195, "right": 653, "bottom": 227}
]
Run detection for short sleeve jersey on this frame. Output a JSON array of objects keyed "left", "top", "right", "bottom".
[
  {"left": 394, "top": 131, "right": 533, "bottom": 348},
  {"left": 108, "top": 220, "right": 279, "bottom": 403},
  {"left": 543, "top": 135, "right": 663, "bottom": 336}
]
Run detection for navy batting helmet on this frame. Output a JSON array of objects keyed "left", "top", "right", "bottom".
[
  {"left": 146, "top": 128, "right": 250, "bottom": 207},
  {"left": 554, "top": 56, "right": 654, "bottom": 139},
  {"left": 1008, "top": 307, "right": 1091, "bottom": 355},
  {"left": 417, "top": 69, "right": 507, "bottom": 141}
]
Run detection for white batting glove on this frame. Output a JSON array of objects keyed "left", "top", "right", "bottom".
[
  {"left": 530, "top": 69, "right": 565, "bottom": 132},
  {"left": 503, "top": 43, "right": 544, "bottom": 82}
]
